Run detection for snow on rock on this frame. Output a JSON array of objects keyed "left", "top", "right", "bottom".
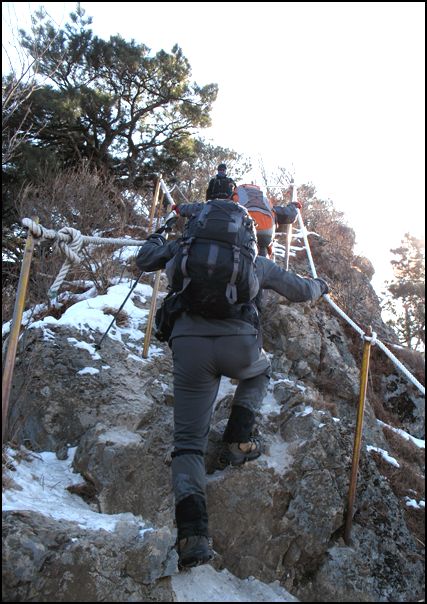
[{"left": 171, "top": 564, "right": 299, "bottom": 602}]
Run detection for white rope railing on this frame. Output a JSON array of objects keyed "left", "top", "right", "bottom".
[
  {"left": 294, "top": 209, "right": 425, "bottom": 396},
  {"left": 22, "top": 177, "right": 178, "bottom": 299},
  {"left": 21, "top": 218, "right": 147, "bottom": 299},
  {"left": 168, "top": 182, "right": 190, "bottom": 203},
  {"left": 159, "top": 178, "right": 175, "bottom": 206},
  {"left": 22, "top": 182, "right": 425, "bottom": 397}
]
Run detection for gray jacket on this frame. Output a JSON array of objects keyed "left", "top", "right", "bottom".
[{"left": 136, "top": 235, "right": 326, "bottom": 339}]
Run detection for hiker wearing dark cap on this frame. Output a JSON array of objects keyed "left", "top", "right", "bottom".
[{"left": 206, "top": 163, "right": 237, "bottom": 200}]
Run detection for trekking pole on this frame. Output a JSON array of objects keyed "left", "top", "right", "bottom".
[
  {"left": 2, "top": 217, "right": 38, "bottom": 445},
  {"left": 148, "top": 174, "right": 162, "bottom": 231},
  {"left": 344, "top": 326, "right": 374, "bottom": 545},
  {"left": 95, "top": 271, "right": 144, "bottom": 350},
  {"left": 285, "top": 180, "right": 295, "bottom": 270},
  {"left": 142, "top": 179, "right": 175, "bottom": 358}
]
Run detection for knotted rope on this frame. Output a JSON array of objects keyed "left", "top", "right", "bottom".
[{"left": 22, "top": 218, "right": 146, "bottom": 299}]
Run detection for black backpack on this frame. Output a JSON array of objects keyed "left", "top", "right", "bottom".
[
  {"left": 170, "top": 200, "right": 259, "bottom": 319},
  {"left": 208, "top": 175, "right": 235, "bottom": 200}
]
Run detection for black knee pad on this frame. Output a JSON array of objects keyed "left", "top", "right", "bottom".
[
  {"left": 175, "top": 494, "right": 209, "bottom": 539},
  {"left": 222, "top": 404, "right": 255, "bottom": 443}
]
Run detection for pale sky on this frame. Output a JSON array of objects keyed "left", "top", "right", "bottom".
[{"left": 2, "top": 1, "right": 425, "bottom": 294}]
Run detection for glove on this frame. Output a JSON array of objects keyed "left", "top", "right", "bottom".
[
  {"left": 292, "top": 201, "right": 302, "bottom": 210},
  {"left": 147, "top": 232, "right": 166, "bottom": 246},
  {"left": 163, "top": 196, "right": 180, "bottom": 211},
  {"left": 315, "top": 277, "right": 329, "bottom": 295}
]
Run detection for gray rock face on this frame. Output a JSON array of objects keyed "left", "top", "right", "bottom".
[
  {"left": 2, "top": 511, "right": 176, "bottom": 602},
  {"left": 73, "top": 420, "right": 175, "bottom": 527},
  {"left": 2, "top": 277, "right": 424, "bottom": 602},
  {"left": 381, "top": 374, "right": 425, "bottom": 438},
  {"left": 206, "top": 405, "right": 423, "bottom": 602}
]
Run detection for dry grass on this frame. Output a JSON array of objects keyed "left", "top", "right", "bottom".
[
  {"left": 2, "top": 445, "right": 35, "bottom": 492},
  {"left": 17, "top": 164, "right": 139, "bottom": 235},
  {"left": 382, "top": 425, "right": 425, "bottom": 471},
  {"left": 102, "top": 307, "right": 129, "bottom": 328},
  {"left": 2, "top": 163, "right": 149, "bottom": 326},
  {"left": 369, "top": 450, "right": 425, "bottom": 550},
  {"left": 309, "top": 391, "right": 338, "bottom": 416},
  {"left": 389, "top": 347, "right": 425, "bottom": 386}
]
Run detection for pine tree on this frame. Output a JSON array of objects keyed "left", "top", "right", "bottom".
[
  {"left": 14, "top": 5, "right": 218, "bottom": 186},
  {"left": 383, "top": 233, "right": 425, "bottom": 351}
]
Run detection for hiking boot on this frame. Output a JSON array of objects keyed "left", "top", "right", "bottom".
[
  {"left": 177, "top": 535, "right": 213, "bottom": 570},
  {"left": 219, "top": 437, "right": 262, "bottom": 467}
]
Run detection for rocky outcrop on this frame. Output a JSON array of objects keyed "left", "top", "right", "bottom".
[
  {"left": 2, "top": 263, "right": 425, "bottom": 602},
  {"left": 2, "top": 511, "right": 176, "bottom": 602}
]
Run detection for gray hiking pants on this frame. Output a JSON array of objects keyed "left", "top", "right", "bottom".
[{"left": 171, "top": 334, "right": 270, "bottom": 505}]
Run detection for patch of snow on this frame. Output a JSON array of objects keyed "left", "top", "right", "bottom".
[
  {"left": 263, "top": 435, "right": 294, "bottom": 475},
  {"left": 77, "top": 367, "right": 100, "bottom": 375},
  {"left": 261, "top": 389, "right": 281, "bottom": 415},
  {"left": 171, "top": 564, "right": 299, "bottom": 602},
  {"left": 295, "top": 406, "right": 313, "bottom": 417},
  {"left": 97, "top": 428, "right": 142, "bottom": 446},
  {"left": 405, "top": 497, "right": 425, "bottom": 509},
  {"left": 2, "top": 447, "right": 151, "bottom": 534},
  {"left": 367, "top": 445, "right": 400, "bottom": 467},
  {"left": 128, "top": 353, "right": 144, "bottom": 363},
  {"left": 67, "top": 337, "right": 101, "bottom": 360},
  {"left": 377, "top": 419, "right": 425, "bottom": 449},
  {"left": 112, "top": 245, "right": 140, "bottom": 263},
  {"left": 216, "top": 377, "right": 237, "bottom": 401}
]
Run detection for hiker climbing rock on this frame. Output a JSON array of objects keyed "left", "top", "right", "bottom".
[
  {"left": 206, "top": 163, "right": 237, "bottom": 201},
  {"left": 233, "top": 183, "right": 302, "bottom": 258},
  {"left": 136, "top": 192, "right": 329, "bottom": 570}
]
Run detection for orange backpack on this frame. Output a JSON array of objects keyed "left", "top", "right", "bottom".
[{"left": 233, "top": 184, "right": 275, "bottom": 231}]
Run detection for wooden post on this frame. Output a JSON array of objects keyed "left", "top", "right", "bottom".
[
  {"left": 2, "top": 218, "right": 38, "bottom": 444},
  {"left": 344, "top": 327, "right": 373, "bottom": 544}
]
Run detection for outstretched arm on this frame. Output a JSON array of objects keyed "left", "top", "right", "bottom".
[
  {"left": 256, "top": 256, "right": 329, "bottom": 302},
  {"left": 274, "top": 203, "right": 299, "bottom": 226},
  {"left": 136, "top": 235, "right": 180, "bottom": 273}
]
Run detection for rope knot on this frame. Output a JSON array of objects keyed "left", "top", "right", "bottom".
[
  {"left": 363, "top": 331, "right": 378, "bottom": 346},
  {"left": 21, "top": 218, "right": 45, "bottom": 240},
  {"left": 55, "top": 227, "right": 84, "bottom": 264},
  {"left": 48, "top": 227, "right": 84, "bottom": 299}
]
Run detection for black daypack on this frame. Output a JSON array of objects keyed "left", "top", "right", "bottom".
[
  {"left": 170, "top": 200, "right": 260, "bottom": 319},
  {"left": 208, "top": 175, "right": 235, "bottom": 200},
  {"left": 155, "top": 290, "right": 186, "bottom": 343}
]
